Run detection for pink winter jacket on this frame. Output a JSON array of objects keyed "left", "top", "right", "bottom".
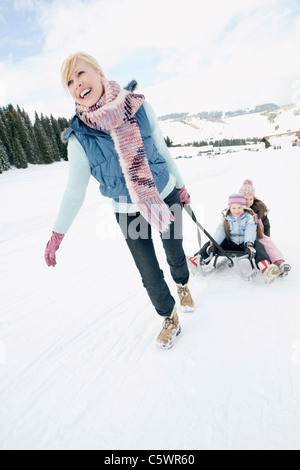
[{"left": 255, "top": 216, "right": 284, "bottom": 264}]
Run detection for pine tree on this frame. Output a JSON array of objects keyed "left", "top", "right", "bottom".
[
  {"left": 3, "top": 105, "right": 34, "bottom": 166},
  {"left": 50, "top": 114, "right": 68, "bottom": 161},
  {"left": 4, "top": 105, "right": 16, "bottom": 141},
  {"left": 16, "top": 106, "right": 39, "bottom": 164},
  {"left": 0, "top": 142, "right": 10, "bottom": 173},
  {"left": 14, "top": 110, "right": 38, "bottom": 165},
  {"left": 40, "top": 113, "right": 60, "bottom": 162},
  {"left": 34, "top": 113, "right": 55, "bottom": 164},
  {"left": 12, "top": 134, "right": 28, "bottom": 169},
  {"left": 57, "top": 117, "right": 71, "bottom": 160},
  {"left": 0, "top": 108, "right": 14, "bottom": 164},
  {"left": 4, "top": 105, "right": 30, "bottom": 167}
]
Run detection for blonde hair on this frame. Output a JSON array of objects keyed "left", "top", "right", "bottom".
[{"left": 61, "top": 51, "right": 104, "bottom": 88}]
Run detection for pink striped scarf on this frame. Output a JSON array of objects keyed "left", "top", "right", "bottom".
[{"left": 76, "top": 79, "right": 174, "bottom": 233}]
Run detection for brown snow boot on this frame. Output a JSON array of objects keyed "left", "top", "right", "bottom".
[
  {"left": 176, "top": 283, "right": 195, "bottom": 312},
  {"left": 156, "top": 306, "right": 181, "bottom": 350}
]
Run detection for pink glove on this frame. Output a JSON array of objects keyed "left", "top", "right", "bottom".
[
  {"left": 44, "top": 232, "right": 65, "bottom": 267},
  {"left": 177, "top": 186, "right": 191, "bottom": 206}
]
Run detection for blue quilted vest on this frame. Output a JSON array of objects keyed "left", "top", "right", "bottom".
[{"left": 63, "top": 104, "right": 170, "bottom": 203}]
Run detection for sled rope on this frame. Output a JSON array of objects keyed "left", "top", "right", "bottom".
[{"left": 184, "top": 205, "right": 234, "bottom": 265}]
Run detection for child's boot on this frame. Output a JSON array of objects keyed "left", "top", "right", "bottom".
[
  {"left": 279, "top": 262, "right": 291, "bottom": 277},
  {"left": 156, "top": 306, "right": 181, "bottom": 350},
  {"left": 274, "top": 260, "right": 291, "bottom": 277},
  {"left": 258, "top": 260, "right": 280, "bottom": 284},
  {"left": 176, "top": 283, "right": 195, "bottom": 312},
  {"left": 186, "top": 255, "right": 200, "bottom": 275}
]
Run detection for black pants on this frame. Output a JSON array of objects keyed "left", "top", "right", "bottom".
[
  {"left": 116, "top": 188, "right": 190, "bottom": 317},
  {"left": 200, "top": 240, "right": 271, "bottom": 267}
]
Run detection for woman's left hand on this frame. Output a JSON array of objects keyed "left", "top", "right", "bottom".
[{"left": 177, "top": 186, "right": 191, "bottom": 206}]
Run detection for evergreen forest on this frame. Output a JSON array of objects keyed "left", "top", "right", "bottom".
[{"left": 0, "top": 104, "right": 70, "bottom": 174}]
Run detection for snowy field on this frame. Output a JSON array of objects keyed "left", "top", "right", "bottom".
[
  {"left": 159, "top": 103, "right": 300, "bottom": 145},
  {"left": 0, "top": 145, "right": 300, "bottom": 450}
]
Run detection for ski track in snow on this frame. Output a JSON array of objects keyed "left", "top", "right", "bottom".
[{"left": 0, "top": 149, "right": 300, "bottom": 450}]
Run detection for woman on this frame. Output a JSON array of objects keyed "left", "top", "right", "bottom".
[{"left": 44, "top": 52, "right": 194, "bottom": 350}]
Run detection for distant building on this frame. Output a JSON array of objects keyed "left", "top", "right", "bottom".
[
  {"left": 197, "top": 145, "right": 214, "bottom": 156},
  {"left": 262, "top": 131, "right": 300, "bottom": 149}
]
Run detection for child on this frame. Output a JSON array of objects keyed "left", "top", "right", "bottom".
[
  {"left": 239, "top": 180, "right": 271, "bottom": 236},
  {"left": 239, "top": 179, "right": 291, "bottom": 277},
  {"left": 197, "top": 194, "right": 280, "bottom": 284}
]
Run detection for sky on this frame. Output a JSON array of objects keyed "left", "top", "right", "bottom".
[{"left": 0, "top": 0, "right": 300, "bottom": 120}]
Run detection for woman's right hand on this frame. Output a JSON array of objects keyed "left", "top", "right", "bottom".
[{"left": 44, "top": 232, "right": 65, "bottom": 267}]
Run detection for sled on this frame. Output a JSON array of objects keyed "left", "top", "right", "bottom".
[
  {"left": 187, "top": 251, "right": 258, "bottom": 282},
  {"left": 184, "top": 205, "right": 258, "bottom": 282}
]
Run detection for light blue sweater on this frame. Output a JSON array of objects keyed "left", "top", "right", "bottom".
[
  {"left": 53, "top": 101, "right": 184, "bottom": 234},
  {"left": 213, "top": 212, "right": 257, "bottom": 246}
]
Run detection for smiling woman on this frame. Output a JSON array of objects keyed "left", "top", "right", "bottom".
[
  {"left": 61, "top": 52, "right": 106, "bottom": 107},
  {"left": 66, "top": 58, "right": 104, "bottom": 107},
  {"left": 44, "top": 51, "right": 195, "bottom": 350}
]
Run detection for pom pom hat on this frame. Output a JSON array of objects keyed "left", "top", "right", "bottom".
[
  {"left": 239, "top": 179, "right": 255, "bottom": 197},
  {"left": 228, "top": 194, "right": 247, "bottom": 207}
]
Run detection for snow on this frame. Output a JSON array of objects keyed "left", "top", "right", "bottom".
[
  {"left": 160, "top": 103, "right": 300, "bottom": 145},
  {"left": 1, "top": 145, "right": 300, "bottom": 450},
  {"left": 268, "top": 133, "right": 299, "bottom": 145}
]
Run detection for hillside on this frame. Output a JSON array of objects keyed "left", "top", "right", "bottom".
[
  {"left": 159, "top": 103, "right": 300, "bottom": 145},
  {"left": 0, "top": 144, "right": 299, "bottom": 450}
]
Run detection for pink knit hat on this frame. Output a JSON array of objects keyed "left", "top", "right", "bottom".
[
  {"left": 239, "top": 179, "right": 255, "bottom": 197},
  {"left": 228, "top": 194, "right": 247, "bottom": 207}
]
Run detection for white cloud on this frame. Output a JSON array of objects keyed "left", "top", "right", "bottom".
[
  {"left": 2, "top": 0, "right": 300, "bottom": 118},
  {"left": 38, "top": 0, "right": 259, "bottom": 65},
  {"left": 142, "top": 0, "right": 300, "bottom": 113},
  {"left": 0, "top": 80, "right": 7, "bottom": 106}
]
